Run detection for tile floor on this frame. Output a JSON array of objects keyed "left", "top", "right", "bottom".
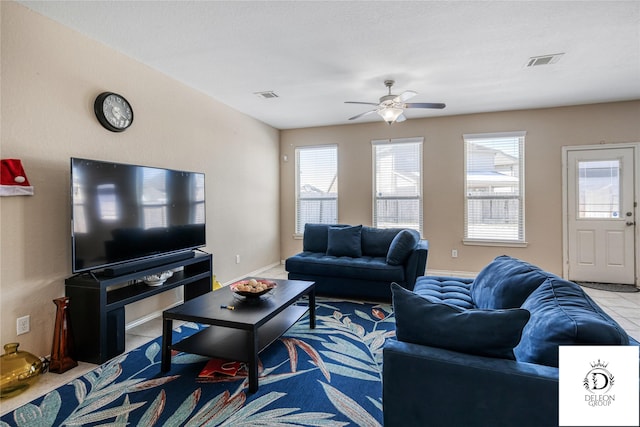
[{"left": 1, "top": 264, "right": 638, "bottom": 416}]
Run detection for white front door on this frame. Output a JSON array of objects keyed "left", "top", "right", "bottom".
[{"left": 566, "top": 146, "right": 636, "bottom": 284}]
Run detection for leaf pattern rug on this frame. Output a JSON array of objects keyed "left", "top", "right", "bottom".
[{"left": 1, "top": 298, "right": 395, "bottom": 426}]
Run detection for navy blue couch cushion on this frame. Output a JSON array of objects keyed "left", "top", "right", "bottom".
[
  {"left": 326, "top": 225, "right": 362, "bottom": 257},
  {"left": 392, "top": 283, "right": 530, "bottom": 360},
  {"left": 286, "top": 252, "right": 405, "bottom": 282},
  {"left": 386, "top": 229, "right": 420, "bottom": 266},
  {"left": 361, "top": 226, "right": 403, "bottom": 257},
  {"left": 471, "top": 255, "right": 550, "bottom": 310},
  {"left": 514, "top": 276, "right": 630, "bottom": 367},
  {"left": 413, "top": 276, "right": 475, "bottom": 309}
]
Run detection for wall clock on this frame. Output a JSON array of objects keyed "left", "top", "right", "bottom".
[{"left": 94, "top": 92, "right": 134, "bottom": 132}]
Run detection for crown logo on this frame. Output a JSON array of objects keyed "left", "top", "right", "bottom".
[{"left": 590, "top": 359, "right": 609, "bottom": 369}]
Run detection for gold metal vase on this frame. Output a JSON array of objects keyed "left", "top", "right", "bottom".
[{"left": 0, "top": 342, "right": 43, "bottom": 399}]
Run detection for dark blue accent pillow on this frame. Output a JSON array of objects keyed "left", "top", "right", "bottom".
[
  {"left": 386, "top": 229, "right": 420, "bottom": 265},
  {"left": 326, "top": 225, "right": 363, "bottom": 257},
  {"left": 391, "top": 283, "right": 530, "bottom": 360},
  {"left": 303, "top": 224, "right": 348, "bottom": 253}
]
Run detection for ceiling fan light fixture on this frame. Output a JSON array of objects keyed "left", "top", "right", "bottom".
[{"left": 378, "top": 106, "right": 404, "bottom": 124}]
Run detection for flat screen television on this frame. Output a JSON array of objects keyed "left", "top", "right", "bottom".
[{"left": 70, "top": 157, "right": 206, "bottom": 274}]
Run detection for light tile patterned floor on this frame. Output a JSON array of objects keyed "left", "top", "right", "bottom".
[{"left": 2, "top": 264, "right": 638, "bottom": 416}]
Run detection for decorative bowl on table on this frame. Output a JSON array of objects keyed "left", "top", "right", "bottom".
[
  {"left": 229, "top": 279, "right": 277, "bottom": 298},
  {"left": 142, "top": 271, "right": 173, "bottom": 287}
]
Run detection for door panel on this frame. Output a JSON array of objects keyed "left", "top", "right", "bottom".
[
  {"left": 606, "top": 231, "right": 625, "bottom": 266},
  {"left": 567, "top": 147, "right": 636, "bottom": 284},
  {"left": 576, "top": 230, "right": 595, "bottom": 265}
]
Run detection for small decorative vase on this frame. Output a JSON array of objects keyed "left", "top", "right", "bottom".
[
  {"left": 0, "top": 342, "right": 43, "bottom": 399},
  {"left": 49, "top": 297, "right": 77, "bottom": 374}
]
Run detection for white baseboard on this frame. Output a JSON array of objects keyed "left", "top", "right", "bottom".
[
  {"left": 125, "top": 300, "right": 183, "bottom": 331},
  {"left": 223, "top": 262, "right": 283, "bottom": 286}
]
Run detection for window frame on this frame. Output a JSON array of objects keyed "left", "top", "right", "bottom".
[
  {"left": 294, "top": 144, "right": 338, "bottom": 235},
  {"left": 463, "top": 131, "right": 526, "bottom": 247},
  {"left": 372, "top": 137, "right": 423, "bottom": 234}
]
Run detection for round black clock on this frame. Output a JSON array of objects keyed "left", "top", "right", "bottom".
[{"left": 94, "top": 92, "right": 134, "bottom": 132}]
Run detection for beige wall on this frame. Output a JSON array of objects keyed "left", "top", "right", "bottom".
[
  {"left": 280, "top": 101, "right": 640, "bottom": 275},
  {"left": 0, "top": 2, "right": 280, "bottom": 357}
]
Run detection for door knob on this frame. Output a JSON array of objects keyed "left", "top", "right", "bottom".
[{"left": 626, "top": 221, "right": 636, "bottom": 226}]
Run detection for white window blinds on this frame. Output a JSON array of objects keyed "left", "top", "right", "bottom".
[
  {"left": 463, "top": 131, "right": 526, "bottom": 244},
  {"left": 295, "top": 145, "right": 338, "bottom": 234},
  {"left": 372, "top": 137, "right": 423, "bottom": 234}
]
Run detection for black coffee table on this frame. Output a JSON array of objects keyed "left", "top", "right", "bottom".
[{"left": 160, "top": 278, "right": 315, "bottom": 392}]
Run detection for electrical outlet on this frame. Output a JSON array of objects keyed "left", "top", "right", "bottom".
[
  {"left": 451, "top": 249, "right": 458, "bottom": 258},
  {"left": 17, "top": 315, "right": 30, "bottom": 335},
  {"left": 235, "top": 254, "right": 240, "bottom": 264}
]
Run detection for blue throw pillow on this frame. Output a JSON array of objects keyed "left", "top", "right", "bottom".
[
  {"left": 391, "top": 283, "right": 530, "bottom": 360},
  {"left": 326, "top": 225, "right": 363, "bottom": 257},
  {"left": 303, "top": 223, "right": 348, "bottom": 253},
  {"left": 386, "top": 229, "right": 420, "bottom": 265}
]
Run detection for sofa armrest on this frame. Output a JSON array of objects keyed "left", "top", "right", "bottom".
[
  {"left": 403, "top": 239, "right": 428, "bottom": 290},
  {"left": 383, "top": 339, "right": 559, "bottom": 427}
]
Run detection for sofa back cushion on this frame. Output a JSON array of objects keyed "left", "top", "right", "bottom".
[
  {"left": 303, "top": 223, "right": 348, "bottom": 253},
  {"left": 361, "top": 226, "right": 403, "bottom": 257},
  {"left": 392, "top": 283, "right": 530, "bottom": 360},
  {"left": 471, "top": 255, "right": 550, "bottom": 310},
  {"left": 514, "top": 276, "right": 630, "bottom": 367},
  {"left": 386, "top": 229, "right": 420, "bottom": 265},
  {"left": 326, "top": 225, "right": 363, "bottom": 257}
]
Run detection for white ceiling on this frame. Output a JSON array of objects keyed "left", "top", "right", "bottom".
[{"left": 17, "top": 1, "right": 640, "bottom": 130}]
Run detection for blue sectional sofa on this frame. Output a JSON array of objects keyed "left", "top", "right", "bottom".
[
  {"left": 285, "top": 224, "right": 428, "bottom": 300},
  {"left": 383, "top": 255, "right": 639, "bottom": 427}
]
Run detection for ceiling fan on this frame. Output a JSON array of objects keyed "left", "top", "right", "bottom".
[{"left": 345, "top": 80, "right": 445, "bottom": 124}]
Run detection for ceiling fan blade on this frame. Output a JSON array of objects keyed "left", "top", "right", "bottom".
[
  {"left": 404, "top": 102, "right": 446, "bottom": 109},
  {"left": 348, "top": 110, "right": 377, "bottom": 120},
  {"left": 345, "top": 101, "right": 380, "bottom": 106},
  {"left": 394, "top": 90, "right": 417, "bottom": 102}
]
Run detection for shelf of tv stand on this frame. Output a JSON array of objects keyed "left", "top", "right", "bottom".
[
  {"left": 65, "top": 251, "right": 213, "bottom": 364},
  {"left": 105, "top": 270, "right": 211, "bottom": 309}
]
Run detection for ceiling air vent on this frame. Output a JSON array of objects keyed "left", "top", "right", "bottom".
[
  {"left": 525, "top": 53, "right": 564, "bottom": 67},
  {"left": 254, "top": 91, "right": 279, "bottom": 99}
]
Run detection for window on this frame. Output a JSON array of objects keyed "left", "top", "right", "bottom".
[
  {"left": 295, "top": 145, "right": 338, "bottom": 234},
  {"left": 372, "top": 137, "right": 423, "bottom": 233},
  {"left": 463, "top": 131, "right": 526, "bottom": 244},
  {"left": 577, "top": 160, "right": 621, "bottom": 219}
]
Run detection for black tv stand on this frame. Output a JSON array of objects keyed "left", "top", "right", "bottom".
[{"left": 65, "top": 251, "right": 212, "bottom": 364}]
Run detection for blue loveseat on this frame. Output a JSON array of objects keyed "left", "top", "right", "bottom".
[
  {"left": 383, "top": 255, "right": 639, "bottom": 427},
  {"left": 285, "top": 224, "right": 428, "bottom": 300}
]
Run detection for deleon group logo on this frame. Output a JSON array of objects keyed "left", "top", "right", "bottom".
[{"left": 583, "top": 359, "right": 615, "bottom": 407}]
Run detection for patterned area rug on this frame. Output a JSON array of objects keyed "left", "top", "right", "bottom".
[{"left": 1, "top": 299, "right": 394, "bottom": 427}]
